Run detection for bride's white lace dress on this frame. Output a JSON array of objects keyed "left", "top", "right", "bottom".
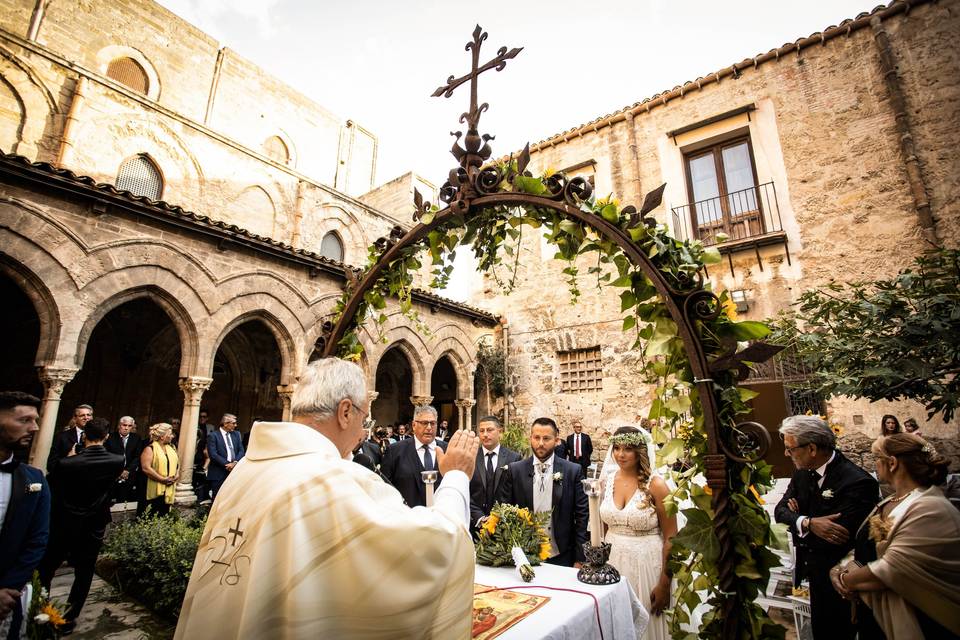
[{"left": 599, "top": 476, "right": 669, "bottom": 640}]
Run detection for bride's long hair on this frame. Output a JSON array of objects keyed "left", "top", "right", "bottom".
[{"left": 611, "top": 426, "right": 652, "bottom": 490}]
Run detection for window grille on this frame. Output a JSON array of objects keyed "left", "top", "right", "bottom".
[
  {"left": 320, "top": 232, "right": 344, "bottom": 262},
  {"left": 106, "top": 57, "right": 149, "bottom": 94},
  {"left": 116, "top": 154, "right": 163, "bottom": 200},
  {"left": 263, "top": 136, "right": 290, "bottom": 164},
  {"left": 558, "top": 346, "right": 603, "bottom": 393}
]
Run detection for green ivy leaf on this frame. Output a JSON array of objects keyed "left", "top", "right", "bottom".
[
  {"left": 701, "top": 247, "right": 722, "bottom": 265},
  {"left": 623, "top": 316, "right": 636, "bottom": 331},
  {"left": 600, "top": 203, "right": 619, "bottom": 223},
  {"left": 514, "top": 175, "right": 546, "bottom": 195},
  {"left": 673, "top": 509, "right": 720, "bottom": 563},
  {"left": 658, "top": 437, "right": 686, "bottom": 466},
  {"left": 728, "top": 320, "right": 772, "bottom": 341}
]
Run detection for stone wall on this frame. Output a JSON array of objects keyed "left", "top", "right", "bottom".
[
  {"left": 838, "top": 432, "right": 960, "bottom": 475},
  {"left": 476, "top": 0, "right": 960, "bottom": 443}
]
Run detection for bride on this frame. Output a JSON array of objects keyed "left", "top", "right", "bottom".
[{"left": 599, "top": 426, "right": 677, "bottom": 640}]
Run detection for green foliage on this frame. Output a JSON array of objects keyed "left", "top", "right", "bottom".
[
  {"left": 330, "top": 165, "right": 785, "bottom": 638},
  {"left": 769, "top": 249, "right": 960, "bottom": 421},
  {"left": 501, "top": 421, "right": 531, "bottom": 457},
  {"left": 101, "top": 510, "right": 207, "bottom": 619},
  {"left": 475, "top": 503, "right": 552, "bottom": 568},
  {"left": 475, "top": 341, "right": 507, "bottom": 397}
]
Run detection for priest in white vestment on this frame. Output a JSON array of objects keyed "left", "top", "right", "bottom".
[{"left": 174, "top": 358, "right": 479, "bottom": 639}]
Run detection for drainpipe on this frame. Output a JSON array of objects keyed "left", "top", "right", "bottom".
[
  {"left": 501, "top": 319, "right": 510, "bottom": 428},
  {"left": 26, "top": 0, "right": 50, "bottom": 41},
  {"left": 204, "top": 48, "right": 226, "bottom": 126},
  {"left": 291, "top": 179, "right": 306, "bottom": 247},
  {"left": 56, "top": 76, "right": 87, "bottom": 167},
  {"left": 870, "top": 15, "right": 939, "bottom": 244},
  {"left": 624, "top": 111, "right": 642, "bottom": 205}
]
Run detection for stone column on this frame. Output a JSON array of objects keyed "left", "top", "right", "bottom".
[
  {"left": 277, "top": 384, "right": 296, "bottom": 422},
  {"left": 31, "top": 367, "right": 78, "bottom": 472},
  {"left": 455, "top": 399, "right": 477, "bottom": 432},
  {"left": 409, "top": 395, "right": 433, "bottom": 409},
  {"left": 367, "top": 390, "right": 379, "bottom": 414},
  {"left": 175, "top": 376, "right": 213, "bottom": 504}
]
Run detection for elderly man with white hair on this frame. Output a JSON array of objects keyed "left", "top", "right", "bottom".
[
  {"left": 175, "top": 358, "right": 479, "bottom": 640},
  {"left": 774, "top": 415, "right": 878, "bottom": 640}
]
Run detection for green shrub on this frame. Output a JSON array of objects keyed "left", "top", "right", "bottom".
[
  {"left": 501, "top": 421, "right": 531, "bottom": 457},
  {"left": 100, "top": 510, "right": 206, "bottom": 619}
]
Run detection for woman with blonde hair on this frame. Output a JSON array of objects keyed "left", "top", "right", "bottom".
[
  {"left": 831, "top": 433, "right": 960, "bottom": 638},
  {"left": 599, "top": 426, "right": 677, "bottom": 640},
  {"left": 139, "top": 422, "right": 179, "bottom": 517}
]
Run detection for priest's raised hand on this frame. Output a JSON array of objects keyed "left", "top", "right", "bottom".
[{"left": 175, "top": 358, "right": 479, "bottom": 640}]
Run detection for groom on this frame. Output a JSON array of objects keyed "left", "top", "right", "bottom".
[{"left": 497, "top": 417, "right": 588, "bottom": 567}]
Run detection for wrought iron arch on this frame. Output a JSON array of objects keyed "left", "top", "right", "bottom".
[{"left": 320, "top": 25, "right": 780, "bottom": 639}]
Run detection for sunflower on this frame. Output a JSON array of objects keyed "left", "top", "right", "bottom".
[
  {"left": 482, "top": 513, "right": 499, "bottom": 536},
  {"left": 41, "top": 602, "right": 67, "bottom": 627},
  {"left": 538, "top": 542, "right": 551, "bottom": 561}
]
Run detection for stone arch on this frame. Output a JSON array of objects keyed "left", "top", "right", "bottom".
[
  {"left": 0, "top": 254, "right": 61, "bottom": 367},
  {"left": 116, "top": 152, "right": 164, "bottom": 200},
  {"left": 75, "top": 283, "right": 200, "bottom": 378},
  {"left": 302, "top": 202, "right": 367, "bottom": 263},
  {"left": 427, "top": 336, "right": 475, "bottom": 398},
  {"left": 374, "top": 333, "right": 428, "bottom": 397},
  {"left": 0, "top": 46, "right": 59, "bottom": 157},
  {"left": 228, "top": 185, "right": 277, "bottom": 238},
  {"left": 263, "top": 129, "right": 297, "bottom": 168},
  {"left": 95, "top": 44, "right": 162, "bottom": 101},
  {"left": 206, "top": 307, "right": 299, "bottom": 385}
]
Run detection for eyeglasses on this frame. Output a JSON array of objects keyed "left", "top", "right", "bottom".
[
  {"left": 783, "top": 442, "right": 810, "bottom": 454},
  {"left": 349, "top": 402, "right": 375, "bottom": 430},
  {"left": 414, "top": 420, "right": 437, "bottom": 427}
]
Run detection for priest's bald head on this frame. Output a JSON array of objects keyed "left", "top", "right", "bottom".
[{"left": 289, "top": 358, "right": 370, "bottom": 459}]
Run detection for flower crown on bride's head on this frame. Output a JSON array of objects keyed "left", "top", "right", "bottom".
[{"left": 608, "top": 431, "right": 651, "bottom": 448}]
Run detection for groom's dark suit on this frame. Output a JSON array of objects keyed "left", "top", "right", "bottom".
[
  {"left": 381, "top": 437, "right": 447, "bottom": 508},
  {"left": 469, "top": 445, "right": 521, "bottom": 530},
  {"left": 496, "top": 456, "right": 589, "bottom": 567},
  {"left": 775, "top": 450, "right": 878, "bottom": 640}
]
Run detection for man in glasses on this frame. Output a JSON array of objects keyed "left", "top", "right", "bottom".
[{"left": 381, "top": 404, "right": 447, "bottom": 508}]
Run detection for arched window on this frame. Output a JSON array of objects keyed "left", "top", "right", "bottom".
[
  {"left": 263, "top": 135, "right": 290, "bottom": 164},
  {"left": 106, "top": 57, "right": 149, "bottom": 95},
  {"left": 116, "top": 154, "right": 163, "bottom": 200},
  {"left": 320, "top": 232, "right": 344, "bottom": 262}
]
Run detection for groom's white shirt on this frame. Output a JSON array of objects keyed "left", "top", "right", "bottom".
[{"left": 175, "top": 421, "right": 475, "bottom": 640}]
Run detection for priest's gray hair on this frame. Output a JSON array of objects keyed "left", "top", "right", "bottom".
[
  {"left": 413, "top": 404, "right": 438, "bottom": 420},
  {"left": 290, "top": 358, "right": 367, "bottom": 420},
  {"left": 779, "top": 415, "right": 836, "bottom": 450}
]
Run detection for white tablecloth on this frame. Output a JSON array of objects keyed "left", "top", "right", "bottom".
[{"left": 474, "top": 563, "right": 648, "bottom": 640}]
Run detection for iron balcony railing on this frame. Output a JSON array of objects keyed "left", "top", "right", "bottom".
[{"left": 671, "top": 181, "right": 783, "bottom": 246}]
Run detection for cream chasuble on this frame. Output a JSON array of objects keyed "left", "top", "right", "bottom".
[{"left": 174, "top": 421, "right": 475, "bottom": 639}]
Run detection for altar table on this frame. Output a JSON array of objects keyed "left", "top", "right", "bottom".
[{"left": 474, "top": 563, "right": 649, "bottom": 640}]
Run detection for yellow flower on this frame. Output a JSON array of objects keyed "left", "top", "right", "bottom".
[
  {"left": 483, "top": 514, "right": 499, "bottom": 536},
  {"left": 539, "top": 542, "right": 551, "bottom": 560},
  {"left": 703, "top": 486, "right": 713, "bottom": 496},
  {"left": 748, "top": 485, "right": 765, "bottom": 505},
  {"left": 42, "top": 602, "right": 67, "bottom": 627},
  {"left": 542, "top": 166, "right": 557, "bottom": 178},
  {"left": 722, "top": 296, "right": 738, "bottom": 321},
  {"left": 831, "top": 423, "right": 844, "bottom": 437}
]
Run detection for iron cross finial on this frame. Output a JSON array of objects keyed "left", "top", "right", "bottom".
[{"left": 431, "top": 25, "right": 522, "bottom": 131}]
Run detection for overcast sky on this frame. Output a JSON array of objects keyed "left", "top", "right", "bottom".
[{"left": 155, "top": 0, "right": 875, "bottom": 299}]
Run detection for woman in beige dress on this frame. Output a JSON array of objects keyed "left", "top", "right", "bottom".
[{"left": 599, "top": 426, "right": 677, "bottom": 640}]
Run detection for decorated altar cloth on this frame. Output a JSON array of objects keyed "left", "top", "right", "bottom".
[{"left": 474, "top": 563, "right": 649, "bottom": 640}]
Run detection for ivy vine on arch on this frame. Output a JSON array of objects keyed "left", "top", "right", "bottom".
[{"left": 320, "top": 26, "right": 787, "bottom": 640}]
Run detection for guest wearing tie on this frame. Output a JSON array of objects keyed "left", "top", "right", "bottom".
[
  {"left": 469, "top": 416, "right": 521, "bottom": 533},
  {"left": 774, "top": 415, "right": 878, "bottom": 639},
  {"left": 46, "top": 404, "right": 93, "bottom": 475},
  {"left": 38, "top": 417, "right": 123, "bottom": 633},
  {"left": 565, "top": 420, "right": 593, "bottom": 475},
  {"left": 497, "top": 417, "right": 589, "bottom": 567},
  {"left": 382, "top": 405, "right": 448, "bottom": 507},
  {"left": 0, "top": 392, "right": 50, "bottom": 640},
  {"left": 105, "top": 416, "right": 143, "bottom": 504},
  {"left": 207, "top": 413, "right": 245, "bottom": 500}
]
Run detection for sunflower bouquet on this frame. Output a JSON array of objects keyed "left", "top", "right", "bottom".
[
  {"left": 26, "top": 571, "right": 67, "bottom": 639},
  {"left": 475, "top": 503, "right": 551, "bottom": 582}
]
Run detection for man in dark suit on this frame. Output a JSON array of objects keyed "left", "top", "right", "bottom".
[
  {"left": 774, "top": 415, "right": 878, "bottom": 640},
  {"left": 207, "top": 413, "right": 245, "bottom": 500},
  {"left": 46, "top": 403, "right": 93, "bottom": 474},
  {"left": 469, "top": 416, "right": 521, "bottom": 533},
  {"left": 497, "top": 417, "right": 589, "bottom": 567},
  {"left": 104, "top": 415, "right": 143, "bottom": 503},
  {"left": 382, "top": 405, "right": 447, "bottom": 507},
  {"left": 38, "top": 417, "right": 123, "bottom": 633},
  {"left": 565, "top": 420, "right": 593, "bottom": 475},
  {"left": 0, "top": 392, "right": 50, "bottom": 639}
]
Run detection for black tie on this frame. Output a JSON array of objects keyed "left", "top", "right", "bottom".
[
  {"left": 0, "top": 459, "right": 19, "bottom": 474},
  {"left": 422, "top": 445, "right": 432, "bottom": 471},
  {"left": 485, "top": 452, "right": 496, "bottom": 506}
]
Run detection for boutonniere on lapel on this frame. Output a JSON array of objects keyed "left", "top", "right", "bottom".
[
  {"left": 28, "top": 483, "right": 42, "bottom": 493},
  {"left": 821, "top": 489, "right": 834, "bottom": 499},
  {"left": 553, "top": 472, "right": 562, "bottom": 484},
  {"left": 501, "top": 464, "right": 509, "bottom": 471}
]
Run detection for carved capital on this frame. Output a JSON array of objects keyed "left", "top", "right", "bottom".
[
  {"left": 38, "top": 367, "right": 78, "bottom": 399},
  {"left": 410, "top": 395, "right": 434, "bottom": 408},
  {"left": 454, "top": 398, "right": 476, "bottom": 409},
  {"left": 367, "top": 391, "right": 380, "bottom": 402},
  {"left": 277, "top": 384, "right": 296, "bottom": 403},
  {"left": 178, "top": 376, "right": 213, "bottom": 403}
]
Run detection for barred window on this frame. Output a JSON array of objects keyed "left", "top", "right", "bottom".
[
  {"left": 106, "top": 57, "right": 149, "bottom": 94},
  {"left": 320, "top": 232, "right": 344, "bottom": 262},
  {"left": 263, "top": 135, "right": 290, "bottom": 164},
  {"left": 116, "top": 154, "right": 163, "bottom": 200},
  {"left": 559, "top": 346, "right": 603, "bottom": 393}
]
